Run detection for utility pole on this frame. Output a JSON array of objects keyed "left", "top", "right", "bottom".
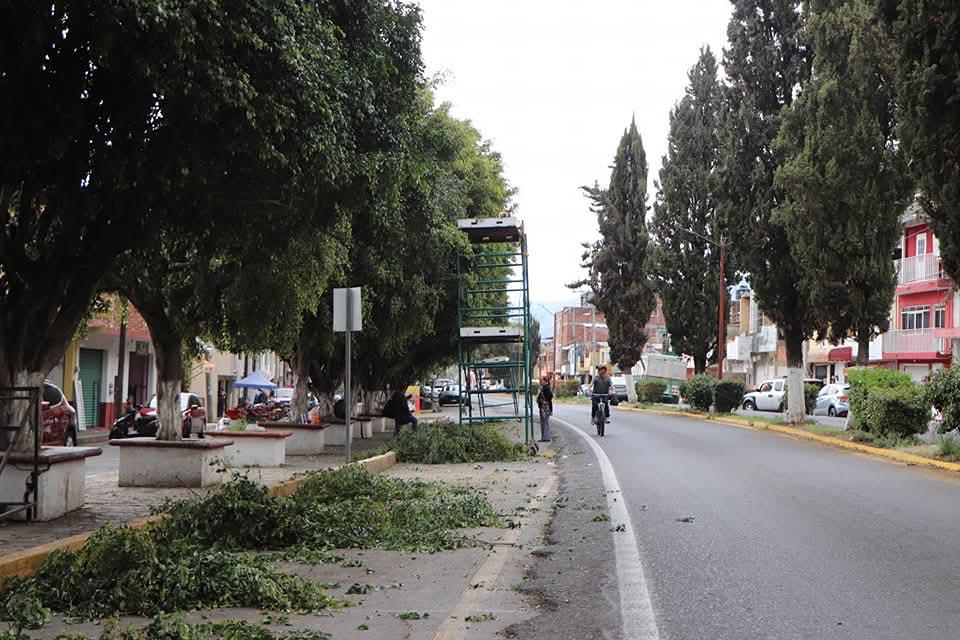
[
  {"left": 113, "top": 298, "right": 128, "bottom": 419},
  {"left": 718, "top": 236, "right": 726, "bottom": 380}
]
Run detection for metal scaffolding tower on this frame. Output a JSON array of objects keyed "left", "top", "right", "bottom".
[{"left": 456, "top": 218, "right": 534, "bottom": 442}]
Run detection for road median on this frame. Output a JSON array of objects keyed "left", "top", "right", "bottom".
[{"left": 617, "top": 405, "right": 960, "bottom": 474}]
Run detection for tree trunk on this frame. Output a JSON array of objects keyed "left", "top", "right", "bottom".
[
  {"left": 785, "top": 331, "right": 806, "bottom": 424},
  {"left": 291, "top": 343, "right": 311, "bottom": 423},
  {"left": 0, "top": 370, "right": 45, "bottom": 453},
  {"left": 624, "top": 371, "right": 638, "bottom": 403},
  {"left": 693, "top": 352, "right": 707, "bottom": 375},
  {"left": 856, "top": 333, "right": 870, "bottom": 367},
  {"left": 153, "top": 333, "right": 184, "bottom": 441},
  {"left": 315, "top": 393, "right": 334, "bottom": 416}
]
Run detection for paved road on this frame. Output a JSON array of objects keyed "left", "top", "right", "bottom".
[{"left": 549, "top": 403, "right": 960, "bottom": 640}]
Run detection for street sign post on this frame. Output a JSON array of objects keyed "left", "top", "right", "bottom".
[{"left": 333, "top": 287, "right": 362, "bottom": 463}]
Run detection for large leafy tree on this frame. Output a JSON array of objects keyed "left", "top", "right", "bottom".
[
  {"left": 720, "top": 0, "right": 811, "bottom": 421},
  {"left": 108, "top": 0, "right": 424, "bottom": 440},
  {"left": 882, "top": 1, "right": 960, "bottom": 358},
  {"left": 0, "top": 0, "right": 353, "bottom": 448},
  {"left": 289, "top": 96, "right": 514, "bottom": 418},
  {"left": 652, "top": 47, "right": 728, "bottom": 374},
  {"left": 578, "top": 119, "right": 656, "bottom": 401},
  {"left": 775, "top": 0, "right": 911, "bottom": 367}
]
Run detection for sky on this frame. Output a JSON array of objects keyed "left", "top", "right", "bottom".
[{"left": 413, "top": 1, "right": 733, "bottom": 337}]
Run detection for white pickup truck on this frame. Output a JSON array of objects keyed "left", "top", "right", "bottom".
[{"left": 741, "top": 377, "right": 824, "bottom": 412}]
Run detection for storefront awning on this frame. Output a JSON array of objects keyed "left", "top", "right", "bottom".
[{"left": 828, "top": 347, "right": 853, "bottom": 362}]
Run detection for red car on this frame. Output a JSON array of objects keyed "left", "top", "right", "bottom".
[{"left": 42, "top": 381, "right": 78, "bottom": 447}]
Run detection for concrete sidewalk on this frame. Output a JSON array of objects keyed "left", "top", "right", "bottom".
[
  {"left": 29, "top": 446, "right": 559, "bottom": 640},
  {"left": 0, "top": 432, "right": 396, "bottom": 556}
]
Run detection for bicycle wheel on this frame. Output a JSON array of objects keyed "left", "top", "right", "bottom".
[{"left": 596, "top": 408, "right": 604, "bottom": 437}]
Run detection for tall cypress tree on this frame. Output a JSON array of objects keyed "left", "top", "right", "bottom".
[
  {"left": 719, "top": 0, "right": 811, "bottom": 421},
  {"left": 775, "top": 0, "right": 911, "bottom": 367},
  {"left": 651, "top": 47, "right": 727, "bottom": 374},
  {"left": 578, "top": 119, "right": 656, "bottom": 399},
  {"left": 883, "top": 1, "right": 960, "bottom": 361}
]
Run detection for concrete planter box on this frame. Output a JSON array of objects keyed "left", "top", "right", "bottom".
[
  {"left": 111, "top": 437, "right": 234, "bottom": 488},
  {"left": 260, "top": 423, "right": 326, "bottom": 455},
  {"left": 219, "top": 430, "right": 291, "bottom": 467},
  {"left": 358, "top": 415, "right": 387, "bottom": 433},
  {"left": 0, "top": 447, "right": 102, "bottom": 521},
  {"left": 323, "top": 422, "right": 357, "bottom": 446}
]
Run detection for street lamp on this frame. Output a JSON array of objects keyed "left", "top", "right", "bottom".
[{"left": 675, "top": 228, "right": 727, "bottom": 380}]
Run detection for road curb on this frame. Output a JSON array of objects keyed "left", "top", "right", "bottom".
[
  {"left": 616, "top": 406, "right": 960, "bottom": 474},
  {"left": 0, "top": 451, "right": 398, "bottom": 581}
]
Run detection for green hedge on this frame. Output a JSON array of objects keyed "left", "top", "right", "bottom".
[
  {"left": 685, "top": 374, "right": 716, "bottom": 411},
  {"left": 636, "top": 380, "right": 667, "bottom": 403},
  {"left": 555, "top": 379, "right": 580, "bottom": 397},
  {"left": 848, "top": 367, "right": 927, "bottom": 436},
  {"left": 924, "top": 367, "right": 960, "bottom": 434},
  {"left": 714, "top": 381, "right": 745, "bottom": 413}
]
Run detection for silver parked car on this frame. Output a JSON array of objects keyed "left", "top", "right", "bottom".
[{"left": 813, "top": 383, "right": 850, "bottom": 417}]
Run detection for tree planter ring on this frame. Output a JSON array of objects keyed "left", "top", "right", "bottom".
[
  {"left": 0, "top": 447, "right": 102, "bottom": 521},
  {"left": 110, "top": 437, "right": 234, "bottom": 487}
]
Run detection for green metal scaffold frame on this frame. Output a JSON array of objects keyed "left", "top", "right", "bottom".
[{"left": 456, "top": 218, "right": 534, "bottom": 442}]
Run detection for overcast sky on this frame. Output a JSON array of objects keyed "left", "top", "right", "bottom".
[{"left": 414, "top": 1, "right": 733, "bottom": 335}]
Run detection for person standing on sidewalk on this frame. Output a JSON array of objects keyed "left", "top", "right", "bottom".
[{"left": 537, "top": 376, "right": 554, "bottom": 442}]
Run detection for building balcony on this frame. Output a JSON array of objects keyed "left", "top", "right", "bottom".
[
  {"left": 882, "top": 329, "right": 948, "bottom": 357},
  {"left": 895, "top": 254, "right": 949, "bottom": 288}
]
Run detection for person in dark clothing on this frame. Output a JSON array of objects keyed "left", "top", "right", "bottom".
[
  {"left": 591, "top": 365, "right": 613, "bottom": 423},
  {"left": 383, "top": 390, "right": 417, "bottom": 435},
  {"left": 536, "top": 377, "right": 554, "bottom": 442},
  {"left": 254, "top": 389, "right": 267, "bottom": 405},
  {"left": 333, "top": 397, "right": 346, "bottom": 420}
]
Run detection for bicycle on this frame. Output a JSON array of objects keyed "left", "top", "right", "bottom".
[{"left": 592, "top": 393, "right": 610, "bottom": 437}]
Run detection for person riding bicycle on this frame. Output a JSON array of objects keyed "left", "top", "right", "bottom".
[{"left": 590, "top": 365, "right": 613, "bottom": 424}]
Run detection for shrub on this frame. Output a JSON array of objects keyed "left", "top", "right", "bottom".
[
  {"left": 636, "top": 380, "right": 667, "bottom": 403},
  {"left": 685, "top": 375, "right": 716, "bottom": 411},
  {"left": 848, "top": 367, "right": 927, "bottom": 436},
  {"left": 678, "top": 380, "right": 689, "bottom": 402},
  {"left": 924, "top": 366, "right": 960, "bottom": 434},
  {"left": 859, "top": 385, "right": 928, "bottom": 437},
  {"left": 394, "top": 421, "right": 526, "bottom": 464},
  {"left": 937, "top": 436, "right": 960, "bottom": 462},
  {"left": 555, "top": 379, "right": 580, "bottom": 397},
  {"left": 782, "top": 383, "right": 819, "bottom": 415},
  {"left": 713, "top": 381, "right": 745, "bottom": 413},
  {"left": 847, "top": 367, "right": 912, "bottom": 421}
]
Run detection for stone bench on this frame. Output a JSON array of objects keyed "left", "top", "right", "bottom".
[
  {"left": 259, "top": 422, "right": 327, "bottom": 455},
  {"left": 0, "top": 446, "right": 102, "bottom": 521},
  {"left": 319, "top": 416, "right": 372, "bottom": 442},
  {"left": 111, "top": 437, "right": 234, "bottom": 488},
  {"left": 357, "top": 414, "right": 388, "bottom": 433},
  {"left": 217, "top": 430, "right": 292, "bottom": 467}
]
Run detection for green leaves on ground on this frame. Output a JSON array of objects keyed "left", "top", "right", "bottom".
[
  {"left": 1, "top": 468, "right": 499, "bottom": 621},
  {"left": 394, "top": 421, "right": 527, "bottom": 464},
  {"left": 53, "top": 615, "right": 331, "bottom": 640}
]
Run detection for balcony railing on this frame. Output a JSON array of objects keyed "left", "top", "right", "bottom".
[
  {"left": 882, "top": 329, "right": 946, "bottom": 355},
  {"left": 896, "top": 254, "right": 945, "bottom": 285}
]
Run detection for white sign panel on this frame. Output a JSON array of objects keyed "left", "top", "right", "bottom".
[{"left": 333, "top": 287, "right": 362, "bottom": 332}]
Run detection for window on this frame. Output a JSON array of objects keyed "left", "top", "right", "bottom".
[
  {"left": 935, "top": 304, "right": 946, "bottom": 329},
  {"left": 759, "top": 382, "right": 772, "bottom": 393},
  {"left": 917, "top": 234, "right": 927, "bottom": 256},
  {"left": 774, "top": 381, "right": 784, "bottom": 392},
  {"left": 901, "top": 305, "right": 930, "bottom": 330}
]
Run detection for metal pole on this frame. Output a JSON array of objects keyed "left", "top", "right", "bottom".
[
  {"left": 345, "top": 290, "right": 352, "bottom": 464},
  {"left": 718, "top": 238, "right": 726, "bottom": 380}
]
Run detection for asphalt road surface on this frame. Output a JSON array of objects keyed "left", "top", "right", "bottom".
[{"left": 544, "top": 403, "right": 960, "bottom": 640}]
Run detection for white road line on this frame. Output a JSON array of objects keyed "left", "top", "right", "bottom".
[{"left": 553, "top": 415, "right": 661, "bottom": 640}]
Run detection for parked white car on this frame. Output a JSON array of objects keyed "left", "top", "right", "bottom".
[
  {"left": 741, "top": 379, "right": 787, "bottom": 412},
  {"left": 741, "top": 377, "right": 825, "bottom": 412}
]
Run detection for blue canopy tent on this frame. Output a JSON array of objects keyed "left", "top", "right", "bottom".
[{"left": 233, "top": 370, "right": 277, "bottom": 389}]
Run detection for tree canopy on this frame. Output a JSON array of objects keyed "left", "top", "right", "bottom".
[
  {"left": 651, "top": 47, "right": 728, "bottom": 374},
  {"left": 578, "top": 120, "right": 657, "bottom": 377},
  {"left": 775, "top": 0, "right": 911, "bottom": 365}
]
